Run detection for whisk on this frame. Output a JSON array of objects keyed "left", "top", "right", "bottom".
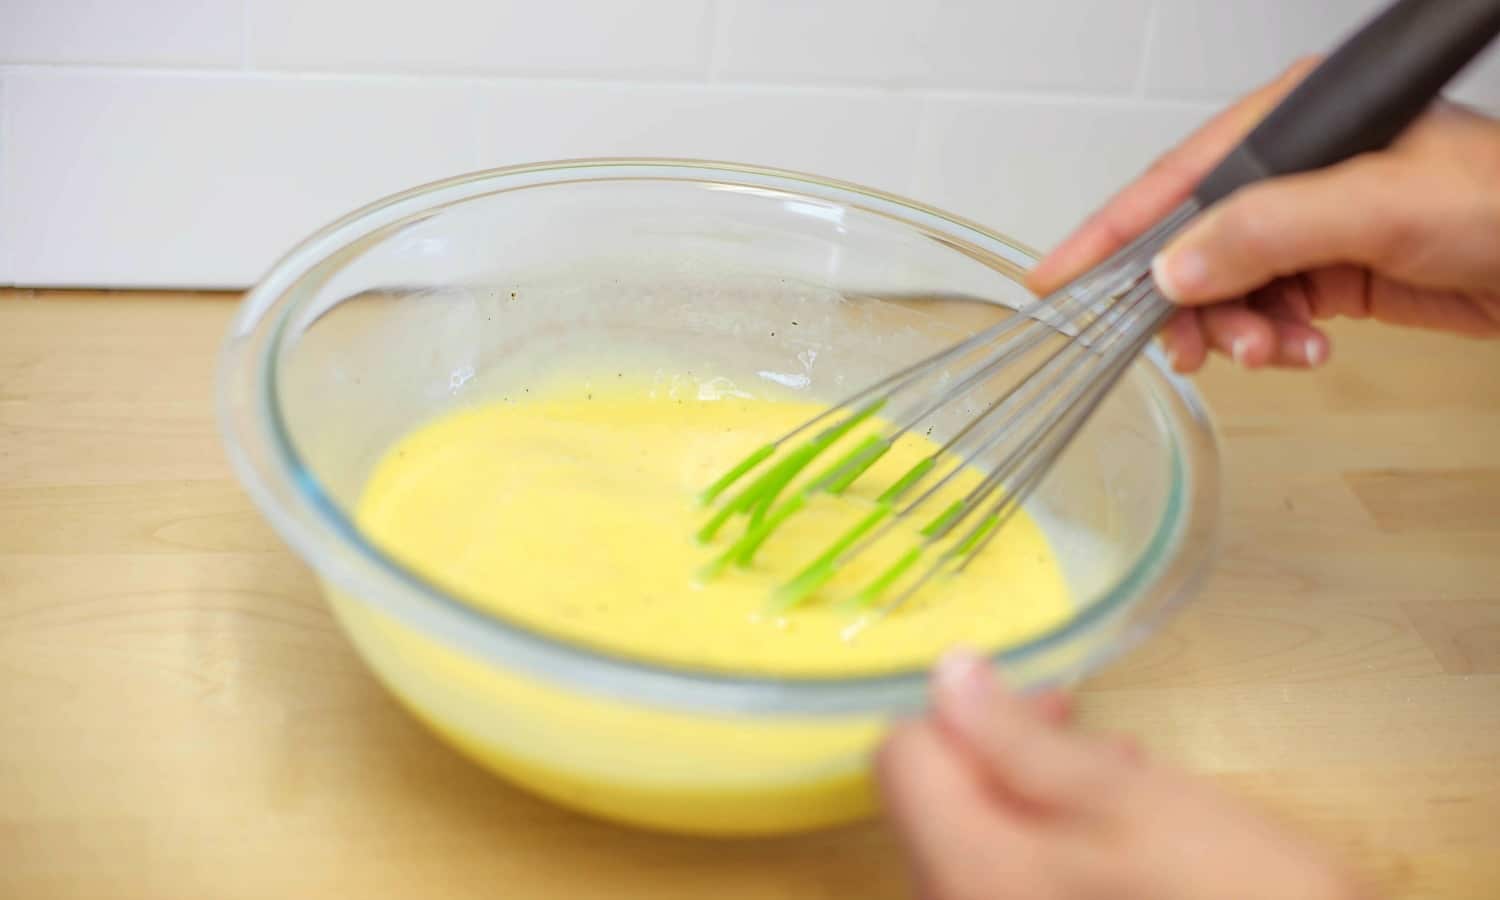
[{"left": 698, "top": 0, "right": 1500, "bottom": 617}]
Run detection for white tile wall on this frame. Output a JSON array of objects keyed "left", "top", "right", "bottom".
[
  {"left": 913, "top": 99, "right": 1213, "bottom": 251},
  {"left": 0, "top": 73, "right": 11, "bottom": 285},
  {"left": 1145, "top": 0, "right": 1500, "bottom": 108},
  {"left": 1, "top": 0, "right": 1498, "bottom": 288},
  {"left": 1145, "top": 0, "right": 1376, "bottom": 100},
  {"left": 249, "top": 0, "right": 713, "bottom": 78},
  {"left": 712, "top": 0, "right": 1152, "bottom": 92},
  {"left": 0, "top": 0, "right": 244, "bottom": 67},
  {"left": 6, "top": 71, "right": 477, "bottom": 286},
  {"left": 1457, "top": 45, "right": 1500, "bottom": 109},
  {"left": 473, "top": 84, "right": 922, "bottom": 194}
]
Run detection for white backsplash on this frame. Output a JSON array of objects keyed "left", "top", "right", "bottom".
[{"left": 2, "top": 0, "right": 1497, "bottom": 287}]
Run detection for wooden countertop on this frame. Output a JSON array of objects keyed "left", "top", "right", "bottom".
[{"left": 2, "top": 288, "right": 1497, "bottom": 899}]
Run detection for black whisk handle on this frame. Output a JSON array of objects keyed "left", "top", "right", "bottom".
[{"left": 1195, "top": 0, "right": 1500, "bottom": 207}]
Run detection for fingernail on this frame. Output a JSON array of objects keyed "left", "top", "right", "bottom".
[
  {"left": 1304, "top": 337, "right": 1326, "bottom": 368},
  {"left": 935, "top": 647, "right": 994, "bottom": 726},
  {"left": 1151, "top": 248, "right": 1207, "bottom": 302},
  {"left": 1231, "top": 336, "right": 1252, "bottom": 367},
  {"left": 1162, "top": 339, "right": 1182, "bottom": 372}
]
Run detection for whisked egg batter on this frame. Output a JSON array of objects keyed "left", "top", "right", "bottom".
[{"left": 355, "top": 374, "right": 1073, "bottom": 676}]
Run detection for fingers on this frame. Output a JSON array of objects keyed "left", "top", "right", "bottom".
[
  {"left": 1305, "top": 263, "right": 1500, "bottom": 337},
  {"left": 1200, "top": 302, "right": 1276, "bottom": 368},
  {"left": 930, "top": 650, "right": 1131, "bottom": 815},
  {"left": 1252, "top": 284, "right": 1330, "bottom": 367},
  {"left": 876, "top": 720, "right": 1038, "bottom": 899},
  {"left": 1026, "top": 689, "right": 1074, "bottom": 727},
  {"left": 1266, "top": 319, "right": 1330, "bottom": 368},
  {"left": 1160, "top": 308, "right": 1207, "bottom": 373},
  {"left": 1027, "top": 56, "right": 1319, "bottom": 297},
  {"left": 1181, "top": 313, "right": 1327, "bottom": 370},
  {"left": 1302, "top": 264, "right": 1376, "bottom": 321},
  {"left": 1161, "top": 284, "right": 1331, "bottom": 372},
  {"left": 1106, "top": 734, "right": 1146, "bottom": 766}
]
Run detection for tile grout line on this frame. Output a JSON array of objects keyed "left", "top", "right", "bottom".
[
  {"left": 905, "top": 96, "right": 938, "bottom": 200},
  {"left": 0, "top": 68, "right": 11, "bottom": 287},
  {"left": 240, "top": 0, "right": 253, "bottom": 70},
  {"left": 467, "top": 79, "right": 486, "bottom": 172},
  {"left": 703, "top": 0, "right": 731, "bottom": 82},
  {"left": 1131, "top": 0, "right": 1162, "bottom": 100},
  {"left": 0, "top": 61, "right": 1224, "bottom": 110}
]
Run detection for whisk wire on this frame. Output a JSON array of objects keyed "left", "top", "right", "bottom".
[
  {"left": 706, "top": 278, "right": 1112, "bottom": 571},
  {"left": 766, "top": 278, "right": 1164, "bottom": 612},
  {"left": 848, "top": 281, "right": 1168, "bottom": 613},
  {"left": 866, "top": 289, "right": 1175, "bottom": 619},
  {"left": 701, "top": 200, "right": 1201, "bottom": 613},
  {"left": 822, "top": 274, "right": 1162, "bottom": 573}
]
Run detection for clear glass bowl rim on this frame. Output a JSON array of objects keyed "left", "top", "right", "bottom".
[{"left": 217, "top": 157, "right": 1220, "bottom": 717}]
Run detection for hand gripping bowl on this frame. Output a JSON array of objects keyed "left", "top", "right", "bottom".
[{"left": 218, "top": 159, "right": 1219, "bottom": 836}]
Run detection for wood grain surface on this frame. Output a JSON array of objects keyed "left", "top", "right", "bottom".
[{"left": 1, "top": 289, "right": 1497, "bottom": 899}]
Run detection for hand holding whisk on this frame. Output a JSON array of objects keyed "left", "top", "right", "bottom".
[{"left": 698, "top": 0, "right": 1500, "bottom": 619}]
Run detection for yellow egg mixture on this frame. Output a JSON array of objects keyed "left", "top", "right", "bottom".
[
  {"left": 339, "top": 373, "right": 1073, "bottom": 834},
  {"left": 356, "top": 376, "right": 1072, "bottom": 674}
]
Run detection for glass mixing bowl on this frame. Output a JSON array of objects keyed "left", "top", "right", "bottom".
[{"left": 218, "top": 159, "right": 1219, "bottom": 836}]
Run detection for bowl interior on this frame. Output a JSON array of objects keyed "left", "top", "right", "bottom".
[{"left": 232, "top": 161, "right": 1217, "bottom": 709}]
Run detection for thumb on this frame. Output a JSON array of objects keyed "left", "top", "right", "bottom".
[
  {"left": 1151, "top": 156, "right": 1426, "bottom": 305},
  {"left": 931, "top": 650, "right": 1129, "bottom": 814}
]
